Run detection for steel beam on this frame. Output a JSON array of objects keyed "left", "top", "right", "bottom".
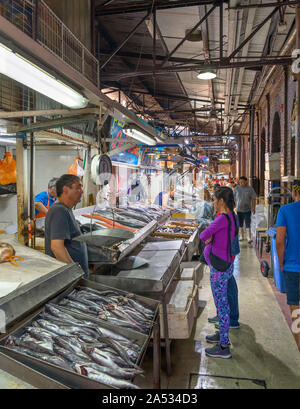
[
  {"left": 229, "top": 1, "right": 300, "bottom": 9},
  {"left": 100, "top": 11, "right": 151, "bottom": 69},
  {"left": 15, "top": 115, "right": 97, "bottom": 134},
  {"left": 0, "top": 108, "right": 99, "bottom": 119},
  {"left": 229, "top": 6, "right": 280, "bottom": 60},
  {"left": 220, "top": 1, "right": 223, "bottom": 60},
  {"left": 199, "top": 4, "right": 216, "bottom": 133},
  {"left": 102, "top": 57, "right": 292, "bottom": 80},
  {"left": 104, "top": 87, "right": 249, "bottom": 107},
  {"left": 160, "top": 4, "right": 217, "bottom": 68},
  {"left": 95, "top": 0, "right": 216, "bottom": 16}
]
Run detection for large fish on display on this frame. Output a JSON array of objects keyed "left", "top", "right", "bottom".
[{"left": 4, "top": 300, "right": 144, "bottom": 389}]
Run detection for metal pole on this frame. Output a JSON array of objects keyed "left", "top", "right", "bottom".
[
  {"left": 100, "top": 11, "right": 151, "bottom": 70},
  {"left": 152, "top": 315, "right": 161, "bottom": 389},
  {"left": 34, "top": 0, "right": 39, "bottom": 41},
  {"left": 249, "top": 106, "right": 255, "bottom": 186},
  {"left": 153, "top": 7, "right": 156, "bottom": 71},
  {"left": 219, "top": 0, "right": 223, "bottom": 60}
]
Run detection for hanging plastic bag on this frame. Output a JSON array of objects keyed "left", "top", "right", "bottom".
[
  {"left": 0, "top": 152, "right": 17, "bottom": 185},
  {"left": 67, "top": 157, "right": 85, "bottom": 177}
]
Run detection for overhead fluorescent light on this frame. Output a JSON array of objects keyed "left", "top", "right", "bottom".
[
  {"left": 123, "top": 124, "right": 156, "bottom": 145},
  {"left": 125, "top": 128, "right": 155, "bottom": 145},
  {"left": 197, "top": 70, "right": 216, "bottom": 80},
  {"left": 0, "top": 43, "right": 88, "bottom": 109},
  {"left": 0, "top": 137, "right": 16, "bottom": 145}
]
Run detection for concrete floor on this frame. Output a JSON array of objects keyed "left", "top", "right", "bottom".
[
  {"left": 1, "top": 242, "right": 300, "bottom": 389},
  {"left": 137, "top": 241, "right": 300, "bottom": 389}
]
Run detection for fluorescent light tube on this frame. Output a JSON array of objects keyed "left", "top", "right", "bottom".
[
  {"left": 0, "top": 137, "right": 16, "bottom": 145},
  {"left": 0, "top": 43, "right": 88, "bottom": 109},
  {"left": 125, "top": 128, "right": 155, "bottom": 145}
]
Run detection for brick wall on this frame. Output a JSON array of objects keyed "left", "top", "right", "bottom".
[{"left": 239, "top": 51, "right": 297, "bottom": 192}]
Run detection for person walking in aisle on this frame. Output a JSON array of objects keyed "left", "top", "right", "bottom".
[
  {"left": 200, "top": 187, "right": 238, "bottom": 358},
  {"left": 234, "top": 176, "right": 257, "bottom": 243},
  {"left": 276, "top": 179, "right": 300, "bottom": 350}
]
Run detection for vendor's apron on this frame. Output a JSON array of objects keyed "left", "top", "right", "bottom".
[{"left": 35, "top": 192, "right": 50, "bottom": 219}]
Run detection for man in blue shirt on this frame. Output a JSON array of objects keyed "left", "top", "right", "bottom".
[
  {"left": 35, "top": 178, "right": 58, "bottom": 219},
  {"left": 276, "top": 179, "right": 300, "bottom": 349}
]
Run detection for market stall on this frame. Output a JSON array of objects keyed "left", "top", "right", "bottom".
[{"left": 0, "top": 263, "right": 161, "bottom": 389}]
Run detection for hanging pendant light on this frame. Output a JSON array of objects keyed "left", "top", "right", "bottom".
[{"left": 197, "top": 70, "right": 216, "bottom": 80}]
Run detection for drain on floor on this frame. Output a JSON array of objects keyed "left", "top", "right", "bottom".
[{"left": 189, "top": 373, "right": 267, "bottom": 389}]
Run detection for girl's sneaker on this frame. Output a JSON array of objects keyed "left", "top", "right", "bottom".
[{"left": 205, "top": 344, "right": 231, "bottom": 359}]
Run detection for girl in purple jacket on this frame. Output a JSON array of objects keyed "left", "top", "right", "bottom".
[{"left": 200, "top": 187, "right": 238, "bottom": 359}]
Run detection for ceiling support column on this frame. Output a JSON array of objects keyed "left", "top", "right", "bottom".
[{"left": 249, "top": 106, "right": 255, "bottom": 187}]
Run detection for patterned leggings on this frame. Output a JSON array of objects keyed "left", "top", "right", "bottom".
[{"left": 210, "top": 263, "right": 234, "bottom": 346}]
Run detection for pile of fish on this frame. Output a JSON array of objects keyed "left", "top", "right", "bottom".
[
  {"left": 5, "top": 304, "right": 143, "bottom": 389},
  {"left": 156, "top": 225, "right": 196, "bottom": 235},
  {"left": 58, "top": 287, "right": 155, "bottom": 335},
  {"left": 78, "top": 205, "right": 167, "bottom": 233},
  {"left": 114, "top": 204, "right": 167, "bottom": 225}
]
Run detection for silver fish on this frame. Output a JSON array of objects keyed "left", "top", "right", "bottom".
[
  {"left": 7, "top": 335, "right": 55, "bottom": 356},
  {"left": 54, "top": 336, "right": 89, "bottom": 360},
  {"left": 25, "top": 326, "right": 54, "bottom": 342},
  {"left": 35, "top": 320, "right": 72, "bottom": 337},
  {"left": 7, "top": 345, "right": 71, "bottom": 371},
  {"left": 75, "top": 364, "right": 140, "bottom": 389}
]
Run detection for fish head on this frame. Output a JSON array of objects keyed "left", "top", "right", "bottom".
[{"left": 74, "top": 364, "right": 87, "bottom": 376}]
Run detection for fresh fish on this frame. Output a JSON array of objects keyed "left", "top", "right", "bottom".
[
  {"left": 45, "top": 304, "right": 91, "bottom": 325},
  {"left": 75, "top": 291, "right": 111, "bottom": 306},
  {"left": 54, "top": 336, "right": 89, "bottom": 360},
  {"left": 24, "top": 326, "right": 54, "bottom": 342},
  {"left": 7, "top": 345, "right": 71, "bottom": 371},
  {"left": 96, "top": 336, "right": 140, "bottom": 369},
  {"left": 35, "top": 320, "right": 72, "bottom": 337},
  {"left": 75, "top": 364, "right": 140, "bottom": 389},
  {"left": 67, "top": 294, "right": 105, "bottom": 313},
  {"left": 82, "top": 346, "right": 125, "bottom": 372},
  {"left": 6, "top": 335, "right": 55, "bottom": 356},
  {"left": 98, "top": 327, "right": 131, "bottom": 343},
  {"left": 53, "top": 345, "right": 90, "bottom": 365},
  {"left": 115, "top": 209, "right": 151, "bottom": 223},
  {"left": 59, "top": 299, "right": 98, "bottom": 316}
]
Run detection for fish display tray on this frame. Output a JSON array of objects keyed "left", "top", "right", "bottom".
[
  {"left": 0, "top": 277, "right": 159, "bottom": 389},
  {"left": 90, "top": 247, "right": 183, "bottom": 293}
]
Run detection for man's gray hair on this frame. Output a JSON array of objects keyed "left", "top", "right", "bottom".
[{"left": 48, "top": 178, "right": 58, "bottom": 189}]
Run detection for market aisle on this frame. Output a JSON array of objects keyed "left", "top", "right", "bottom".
[{"left": 194, "top": 242, "right": 300, "bottom": 389}]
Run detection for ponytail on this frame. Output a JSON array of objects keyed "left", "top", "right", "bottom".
[{"left": 214, "top": 186, "right": 238, "bottom": 235}]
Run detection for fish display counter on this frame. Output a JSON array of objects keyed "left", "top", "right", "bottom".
[
  {"left": 73, "top": 204, "right": 170, "bottom": 264},
  {"left": 0, "top": 263, "right": 161, "bottom": 389},
  {"left": 0, "top": 234, "right": 67, "bottom": 298},
  {"left": 151, "top": 220, "right": 200, "bottom": 261},
  {"left": 89, "top": 239, "right": 186, "bottom": 376}
]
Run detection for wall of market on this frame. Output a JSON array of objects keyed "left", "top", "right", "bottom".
[{"left": 0, "top": 146, "right": 97, "bottom": 227}]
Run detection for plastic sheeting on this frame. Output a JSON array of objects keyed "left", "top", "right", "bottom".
[
  {"left": 193, "top": 201, "right": 215, "bottom": 221},
  {"left": 251, "top": 205, "right": 267, "bottom": 237}
]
